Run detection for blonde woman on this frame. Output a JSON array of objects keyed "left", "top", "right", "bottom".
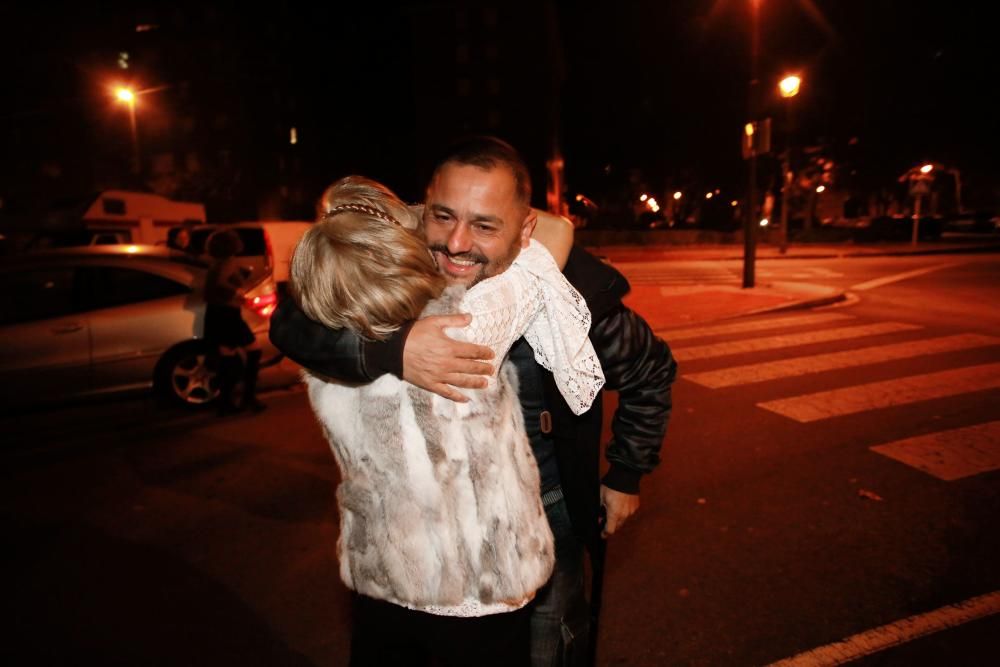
[{"left": 290, "top": 176, "right": 603, "bottom": 666}]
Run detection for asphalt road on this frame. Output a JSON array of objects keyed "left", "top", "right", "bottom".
[{"left": 3, "top": 253, "right": 997, "bottom": 665}]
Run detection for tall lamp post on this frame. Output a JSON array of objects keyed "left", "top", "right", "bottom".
[
  {"left": 777, "top": 74, "right": 801, "bottom": 254},
  {"left": 743, "top": 0, "right": 762, "bottom": 288},
  {"left": 115, "top": 86, "right": 140, "bottom": 175}
]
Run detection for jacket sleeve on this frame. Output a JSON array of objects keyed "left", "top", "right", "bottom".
[
  {"left": 268, "top": 297, "right": 409, "bottom": 382},
  {"left": 592, "top": 303, "right": 677, "bottom": 494}
]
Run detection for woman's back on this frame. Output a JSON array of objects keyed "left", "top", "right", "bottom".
[{"left": 306, "top": 286, "right": 554, "bottom": 614}]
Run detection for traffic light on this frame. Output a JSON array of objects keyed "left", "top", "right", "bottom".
[{"left": 742, "top": 118, "right": 772, "bottom": 159}]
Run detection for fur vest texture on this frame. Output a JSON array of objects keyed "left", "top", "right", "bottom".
[{"left": 306, "top": 288, "right": 555, "bottom": 612}]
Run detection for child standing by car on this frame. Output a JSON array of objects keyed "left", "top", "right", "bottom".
[{"left": 203, "top": 229, "right": 266, "bottom": 415}]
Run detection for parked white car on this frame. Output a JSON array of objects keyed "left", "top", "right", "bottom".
[{"left": 0, "top": 245, "right": 279, "bottom": 409}]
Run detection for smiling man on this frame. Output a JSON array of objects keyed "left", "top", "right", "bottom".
[
  {"left": 270, "top": 136, "right": 676, "bottom": 666},
  {"left": 424, "top": 156, "right": 534, "bottom": 287}
]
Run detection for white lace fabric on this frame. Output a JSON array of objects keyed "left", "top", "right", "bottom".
[{"left": 449, "top": 239, "right": 605, "bottom": 415}]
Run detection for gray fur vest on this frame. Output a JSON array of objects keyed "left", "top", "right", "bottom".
[{"left": 305, "top": 289, "right": 555, "bottom": 611}]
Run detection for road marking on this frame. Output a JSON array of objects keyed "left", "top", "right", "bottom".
[
  {"left": 620, "top": 265, "right": 737, "bottom": 285},
  {"left": 850, "top": 262, "right": 961, "bottom": 291},
  {"left": 766, "top": 590, "right": 1000, "bottom": 667},
  {"left": 686, "top": 334, "right": 1000, "bottom": 388},
  {"left": 655, "top": 312, "right": 854, "bottom": 342},
  {"left": 673, "top": 322, "right": 921, "bottom": 361},
  {"left": 871, "top": 420, "right": 1000, "bottom": 480},
  {"left": 758, "top": 267, "right": 844, "bottom": 278},
  {"left": 758, "top": 362, "right": 1000, "bottom": 422}
]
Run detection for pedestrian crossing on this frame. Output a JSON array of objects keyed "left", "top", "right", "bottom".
[
  {"left": 687, "top": 334, "right": 1000, "bottom": 388},
  {"left": 758, "top": 362, "right": 1000, "bottom": 422},
  {"left": 871, "top": 421, "right": 1000, "bottom": 482},
  {"left": 673, "top": 322, "right": 922, "bottom": 362},
  {"left": 659, "top": 313, "right": 1000, "bottom": 481},
  {"left": 616, "top": 263, "right": 845, "bottom": 286},
  {"left": 617, "top": 262, "right": 737, "bottom": 285}
]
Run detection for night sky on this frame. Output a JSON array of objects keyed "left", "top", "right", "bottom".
[{"left": 2, "top": 1, "right": 997, "bottom": 217}]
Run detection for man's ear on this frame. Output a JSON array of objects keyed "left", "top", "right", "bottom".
[{"left": 520, "top": 208, "right": 538, "bottom": 248}]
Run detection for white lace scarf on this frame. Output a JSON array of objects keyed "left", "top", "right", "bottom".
[{"left": 450, "top": 239, "right": 605, "bottom": 416}]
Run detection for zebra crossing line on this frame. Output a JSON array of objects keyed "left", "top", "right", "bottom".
[
  {"left": 655, "top": 312, "right": 855, "bottom": 342},
  {"left": 666, "top": 314, "right": 1000, "bottom": 481},
  {"left": 870, "top": 421, "right": 1000, "bottom": 481},
  {"left": 616, "top": 262, "right": 736, "bottom": 285},
  {"left": 673, "top": 322, "right": 922, "bottom": 361},
  {"left": 686, "top": 334, "right": 1000, "bottom": 388},
  {"left": 618, "top": 264, "right": 845, "bottom": 286},
  {"left": 757, "top": 266, "right": 845, "bottom": 280},
  {"left": 756, "top": 362, "right": 1000, "bottom": 422}
]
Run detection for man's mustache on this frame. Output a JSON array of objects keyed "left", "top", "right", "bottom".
[{"left": 427, "top": 244, "right": 488, "bottom": 265}]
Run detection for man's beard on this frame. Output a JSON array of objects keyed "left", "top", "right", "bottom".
[{"left": 427, "top": 244, "right": 490, "bottom": 286}]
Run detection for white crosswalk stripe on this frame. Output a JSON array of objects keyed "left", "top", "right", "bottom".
[
  {"left": 616, "top": 262, "right": 736, "bottom": 285},
  {"left": 870, "top": 421, "right": 1000, "bottom": 481},
  {"left": 757, "top": 267, "right": 845, "bottom": 279},
  {"left": 656, "top": 312, "right": 855, "bottom": 342},
  {"left": 757, "top": 362, "right": 1000, "bottom": 422},
  {"left": 686, "top": 334, "right": 1000, "bottom": 388},
  {"left": 673, "top": 322, "right": 921, "bottom": 361}
]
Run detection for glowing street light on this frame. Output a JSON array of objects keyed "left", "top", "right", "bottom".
[
  {"left": 816, "top": 185, "right": 826, "bottom": 193},
  {"left": 705, "top": 192, "right": 714, "bottom": 200},
  {"left": 115, "top": 87, "right": 135, "bottom": 104},
  {"left": 673, "top": 191, "right": 682, "bottom": 200},
  {"left": 639, "top": 193, "right": 649, "bottom": 202},
  {"left": 778, "top": 75, "right": 802, "bottom": 98},
  {"left": 920, "top": 163, "right": 934, "bottom": 175}
]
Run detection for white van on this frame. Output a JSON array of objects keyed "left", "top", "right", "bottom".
[
  {"left": 83, "top": 190, "right": 206, "bottom": 245},
  {"left": 167, "top": 221, "right": 312, "bottom": 291}
]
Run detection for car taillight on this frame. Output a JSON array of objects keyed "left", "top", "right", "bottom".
[{"left": 246, "top": 292, "right": 278, "bottom": 318}]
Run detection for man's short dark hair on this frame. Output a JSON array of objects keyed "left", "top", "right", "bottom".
[{"left": 430, "top": 136, "right": 531, "bottom": 207}]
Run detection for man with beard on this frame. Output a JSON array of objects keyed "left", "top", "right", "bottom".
[{"left": 271, "top": 136, "right": 676, "bottom": 666}]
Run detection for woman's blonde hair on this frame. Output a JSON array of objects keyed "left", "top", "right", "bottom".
[{"left": 290, "top": 176, "right": 445, "bottom": 341}]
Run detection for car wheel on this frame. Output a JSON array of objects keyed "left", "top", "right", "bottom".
[{"left": 156, "top": 343, "right": 221, "bottom": 407}]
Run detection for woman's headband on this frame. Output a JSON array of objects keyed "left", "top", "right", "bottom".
[{"left": 325, "top": 203, "right": 401, "bottom": 227}]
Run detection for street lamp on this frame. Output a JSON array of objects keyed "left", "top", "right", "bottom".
[
  {"left": 778, "top": 75, "right": 801, "bottom": 99},
  {"left": 901, "top": 163, "right": 937, "bottom": 245},
  {"left": 743, "top": 0, "right": 763, "bottom": 289},
  {"left": 114, "top": 85, "right": 140, "bottom": 174},
  {"left": 777, "top": 74, "right": 801, "bottom": 254}
]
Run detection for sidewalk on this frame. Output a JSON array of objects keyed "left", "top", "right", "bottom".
[
  {"left": 589, "top": 236, "right": 1000, "bottom": 263},
  {"left": 593, "top": 237, "right": 1000, "bottom": 331}
]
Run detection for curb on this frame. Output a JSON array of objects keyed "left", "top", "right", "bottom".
[{"left": 733, "top": 290, "right": 848, "bottom": 319}]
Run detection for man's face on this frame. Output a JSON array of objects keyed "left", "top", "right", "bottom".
[{"left": 423, "top": 162, "right": 535, "bottom": 288}]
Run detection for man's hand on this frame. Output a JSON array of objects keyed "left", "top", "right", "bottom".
[
  {"left": 402, "top": 314, "right": 494, "bottom": 402},
  {"left": 600, "top": 485, "right": 640, "bottom": 538}
]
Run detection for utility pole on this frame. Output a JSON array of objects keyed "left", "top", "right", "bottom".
[{"left": 743, "top": 0, "right": 762, "bottom": 288}]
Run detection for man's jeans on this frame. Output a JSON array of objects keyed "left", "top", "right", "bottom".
[{"left": 530, "top": 493, "right": 590, "bottom": 667}]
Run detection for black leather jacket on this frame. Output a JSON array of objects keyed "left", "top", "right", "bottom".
[{"left": 270, "top": 246, "right": 677, "bottom": 542}]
